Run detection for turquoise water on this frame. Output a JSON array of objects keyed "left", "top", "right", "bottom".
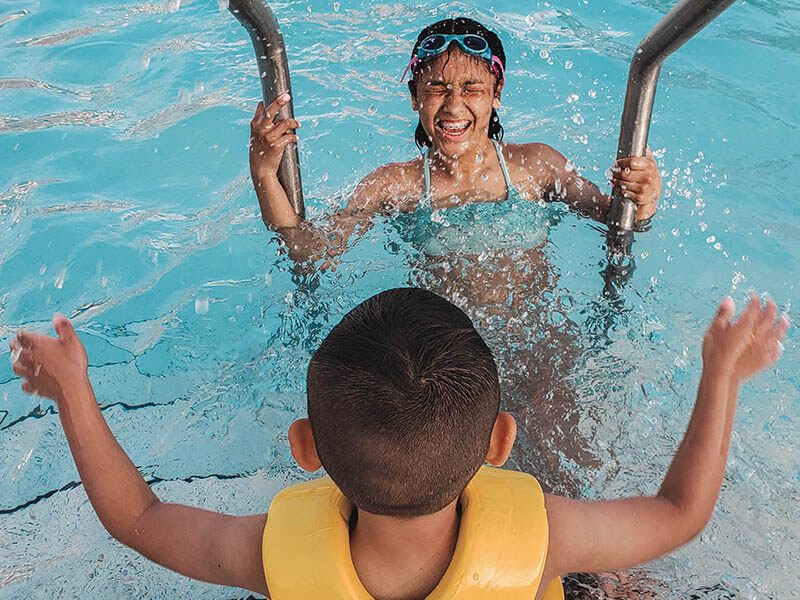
[{"left": 1, "top": 0, "right": 798, "bottom": 597}]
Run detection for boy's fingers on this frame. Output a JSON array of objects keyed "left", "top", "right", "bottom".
[
  {"left": 732, "top": 296, "right": 762, "bottom": 339},
  {"left": 53, "top": 314, "right": 76, "bottom": 343},
  {"left": 711, "top": 297, "right": 735, "bottom": 330},
  {"left": 755, "top": 300, "right": 778, "bottom": 338},
  {"left": 16, "top": 331, "right": 35, "bottom": 350}
]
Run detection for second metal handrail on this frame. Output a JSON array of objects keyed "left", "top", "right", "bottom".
[{"left": 606, "top": 0, "right": 737, "bottom": 262}]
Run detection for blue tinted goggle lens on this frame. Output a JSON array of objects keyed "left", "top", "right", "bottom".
[{"left": 419, "top": 34, "right": 489, "bottom": 55}]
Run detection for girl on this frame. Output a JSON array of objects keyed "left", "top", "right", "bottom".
[{"left": 248, "top": 17, "right": 661, "bottom": 263}]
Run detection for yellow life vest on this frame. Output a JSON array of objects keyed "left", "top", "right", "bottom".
[{"left": 262, "top": 465, "right": 564, "bottom": 599}]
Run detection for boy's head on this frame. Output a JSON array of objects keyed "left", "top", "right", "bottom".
[{"left": 291, "top": 288, "right": 515, "bottom": 517}]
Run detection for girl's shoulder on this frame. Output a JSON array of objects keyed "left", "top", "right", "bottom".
[
  {"left": 351, "top": 157, "right": 425, "bottom": 213},
  {"left": 500, "top": 142, "right": 565, "bottom": 168}
]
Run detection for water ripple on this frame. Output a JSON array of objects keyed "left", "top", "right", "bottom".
[{"left": 0, "top": 110, "right": 125, "bottom": 134}]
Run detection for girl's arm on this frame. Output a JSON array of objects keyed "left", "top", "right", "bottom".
[{"left": 532, "top": 144, "right": 660, "bottom": 226}]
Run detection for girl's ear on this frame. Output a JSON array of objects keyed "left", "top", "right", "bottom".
[
  {"left": 288, "top": 419, "right": 322, "bottom": 472},
  {"left": 409, "top": 81, "right": 419, "bottom": 112},
  {"left": 493, "top": 80, "right": 504, "bottom": 110}
]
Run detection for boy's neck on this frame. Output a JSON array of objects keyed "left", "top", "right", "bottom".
[{"left": 350, "top": 499, "right": 460, "bottom": 600}]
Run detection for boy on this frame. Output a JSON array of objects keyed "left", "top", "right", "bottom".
[{"left": 9, "top": 288, "right": 787, "bottom": 599}]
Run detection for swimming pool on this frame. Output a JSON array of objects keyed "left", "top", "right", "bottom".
[{"left": 1, "top": 0, "right": 798, "bottom": 597}]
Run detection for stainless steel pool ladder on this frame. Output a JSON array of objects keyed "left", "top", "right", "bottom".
[
  {"left": 229, "top": 0, "right": 305, "bottom": 218},
  {"left": 606, "top": 0, "right": 737, "bottom": 260}
]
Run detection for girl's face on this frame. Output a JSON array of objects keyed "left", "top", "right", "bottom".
[{"left": 411, "top": 48, "right": 503, "bottom": 159}]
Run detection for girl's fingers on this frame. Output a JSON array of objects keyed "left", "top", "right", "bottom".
[
  {"left": 264, "top": 93, "right": 291, "bottom": 124},
  {"left": 613, "top": 169, "right": 651, "bottom": 184},
  {"left": 612, "top": 180, "right": 645, "bottom": 194},
  {"left": 271, "top": 134, "right": 299, "bottom": 150},
  {"left": 264, "top": 119, "right": 300, "bottom": 143},
  {"left": 615, "top": 157, "right": 651, "bottom": 172},
  {"left": 251, "top": 101, "right": 265, "bottom": 130}
]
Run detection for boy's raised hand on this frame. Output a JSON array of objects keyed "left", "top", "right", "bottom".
[
  {"left": 702, "top": 296, "right": 789, "bottom": 382},
  {"left": 10, "top": 315, "right": 88, "bottom": 402}
]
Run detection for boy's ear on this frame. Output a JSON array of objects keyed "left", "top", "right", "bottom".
[
  {"left": 485, "top": 412, "right": 516, "bottom": 466},
  {"left": 288, "top": 419, "right": 322, "bottom": 472}
]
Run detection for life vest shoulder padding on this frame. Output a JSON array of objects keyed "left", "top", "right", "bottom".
[{"left": 262, "top": 466, "right": 564, "bottom": 600}]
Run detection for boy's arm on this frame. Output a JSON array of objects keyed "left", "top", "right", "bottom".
[
  {"left": 10, "top": 318, "right": 269, "bottom": 596},
  {"left": 535, "top": 144, "right": 660, "bottom": 226},
  {"left": 540, "top": 297, "right": 787, "bottom": 583}
]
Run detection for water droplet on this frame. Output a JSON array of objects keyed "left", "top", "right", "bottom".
[
  {"left": 333, "top": 2, "right": 340, "bottom": 11},
  {"left": 367, "top": 105, "right": 377, "bottom": 116},
  {"left": 706, "top": 235, "right": 716, "bottom": 244},
  {"left": 588, "top": 88, "right": 597, "bottom": 98},
  {"left": 567, "top": 93, "right": 579, "bottom": 104},
  {"left": 564, "top": 60, "right": 573, "bottom": 69},
  {"left": 195, "top": 297, "right": 209, "bottom": 315},
  {"left": 54, "top": 269, "right": 66, "bottom": 290},
  {"left": 671, "top": 228, "right": 680, "bottom": 237}
]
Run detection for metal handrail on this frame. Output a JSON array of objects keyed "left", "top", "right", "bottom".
[
  {"left": 228, "top": 0, "right": 305, "bottom": 218},
  {"left": 606, "top": 0, "right": 737, "bottom": 262}
]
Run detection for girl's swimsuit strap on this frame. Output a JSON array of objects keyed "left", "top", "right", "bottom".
[
  {"left": 492, "top": 139, "right": 514, "bottom": 192},
  {"left": 422, "top": 140, "right": 521, "bottom": 203},
  {"left": 423, "top": 147, "right": 432, "bottom": 205}
]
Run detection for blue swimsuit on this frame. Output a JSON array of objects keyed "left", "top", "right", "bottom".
[{"left": 396, "top": 140, "right": 550, "bottom": 256}]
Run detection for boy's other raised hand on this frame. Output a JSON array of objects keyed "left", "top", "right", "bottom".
[
  {"left": 10, "top": 315, "right": 88, "bottom": 402},
  {"left": 702, "top": 296, "right": 789, "bottom": 383}
]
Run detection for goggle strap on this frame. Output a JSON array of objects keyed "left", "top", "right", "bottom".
[
  {"left": 491, "top": 56, "right": 506, "bottom": 82},
  {"left": 400, "top": 56, "right": 418, "bottom": 83}
]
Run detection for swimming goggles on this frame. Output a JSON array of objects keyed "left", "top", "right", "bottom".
[{"left": 401, "top": 33, "right": 505, "bottom": 83}]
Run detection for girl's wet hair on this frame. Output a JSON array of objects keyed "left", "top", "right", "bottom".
[{"left": 408, "top": 17, "right": 506, "bottom": 150}]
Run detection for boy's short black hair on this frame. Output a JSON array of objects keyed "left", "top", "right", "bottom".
[
  {"left": 307, "top": 288, "right": 500, "bottom": 517},
  {"left": 408, "top": 17, "right": 506, "bottom": 150}
]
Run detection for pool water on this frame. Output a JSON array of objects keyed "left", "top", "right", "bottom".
[{"left": 1, "top": 0, "right": 798, "bottom": 598}]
